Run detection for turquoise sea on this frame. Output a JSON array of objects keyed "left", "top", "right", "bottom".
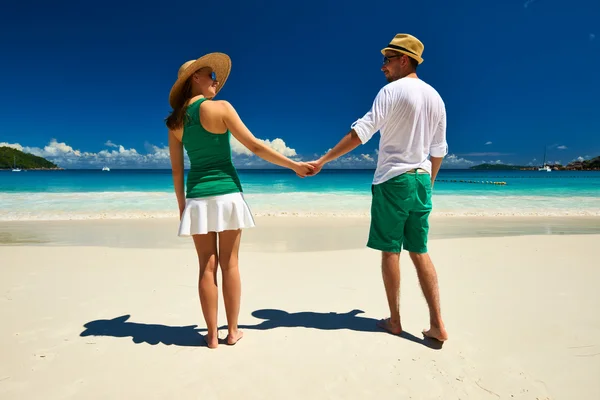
[{"left": 1, "top": 169, "right": 599, "bottom": 220}]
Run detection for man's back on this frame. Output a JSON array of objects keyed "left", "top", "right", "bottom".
[
  {"left": 355, "top": 77, "right": 447, "bottom": 185},
  {"left": 313, "top": 32, "right": 449, "bottom": 343}
]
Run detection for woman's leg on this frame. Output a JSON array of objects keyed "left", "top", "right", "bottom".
[
  {"left": 192, "top": 233, "right": 219, "bottom": 348},
  {"left": 218, "top": 229, "right": 243, "bottom": 345}
]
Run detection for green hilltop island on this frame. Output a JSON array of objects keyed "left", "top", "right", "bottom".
[
  {"left": 470, "top": 156, "right": 599, "bottom": 171},
  {"left": 0, "top": 146, "right": 63, "bottom": 170}
]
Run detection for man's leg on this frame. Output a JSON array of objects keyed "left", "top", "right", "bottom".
[
  {"left": 403, "top": 172, "right": 448, "bottom": 341},
  {"left": 409, "top": 251, "right": 448, "bottom": 341},
  {"left": 380, "top": 251, "right": 402, "bottom": 334},
  {"left": 367, "top": 177, "right": 409, "bottom": 335}
]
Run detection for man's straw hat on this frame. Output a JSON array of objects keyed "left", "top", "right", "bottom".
[
  {"left": 168, "top": 52, "right": 231, "bottom": 108},
  {"left": 381, "top": 34, "right": 424, "bottom": 64}
]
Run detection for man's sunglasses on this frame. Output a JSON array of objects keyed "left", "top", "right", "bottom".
[{"left": 382, "top": 54, "right": 403, "bottom": 65}]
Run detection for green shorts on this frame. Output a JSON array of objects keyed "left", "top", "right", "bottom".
[{"left": 367, "top": 171, "right": 433, "bottom": 254}]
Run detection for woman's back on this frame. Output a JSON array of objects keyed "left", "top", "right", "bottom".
[{"left": 183, "top": 98, "right": 242, "bottom": 198}]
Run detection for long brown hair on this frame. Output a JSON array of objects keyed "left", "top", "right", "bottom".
[{"left": 165, "top": 78, "right": 193, "bottom": 130}]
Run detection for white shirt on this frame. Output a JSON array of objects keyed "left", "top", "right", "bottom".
[{"left": 351, "top": 77, "right": 448, "bottom": 185}]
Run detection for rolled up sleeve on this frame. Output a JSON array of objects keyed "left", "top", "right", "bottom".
[
  {"left": 430, "top": 109, "right": 448, "bottom": 157},
  {"left": 350, "top": 87, "right": 392, "bottom": 144}
]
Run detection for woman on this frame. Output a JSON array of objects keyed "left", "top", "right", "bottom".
[{"left": 166, "top": 53, "right": 313, "bottom": 349}]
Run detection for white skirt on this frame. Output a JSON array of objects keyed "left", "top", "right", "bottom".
[{"left": 178, "top": 192, "right": 256, "bottom": 236}]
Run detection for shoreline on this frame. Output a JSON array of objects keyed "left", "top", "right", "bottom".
[
  {"left": 2, "top": 204, "right": 600, "bottom": 222},
  {"left": 1, "top": 215, "right": 599, "bottom": 251}
]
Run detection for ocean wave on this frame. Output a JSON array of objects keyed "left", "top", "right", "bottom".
[{"left": 1, "top": 191, "right": 599, "bottom": 221}]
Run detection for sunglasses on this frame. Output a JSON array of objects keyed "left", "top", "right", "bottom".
[
  {"left": 382, "top": 54, "right": 403, "bottom": 65},
  {"left": 195, "top": 70, "right": 217, "bottom": 81}
]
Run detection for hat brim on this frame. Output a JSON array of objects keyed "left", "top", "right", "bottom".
[
  {"left": 168, "top": 52, "right": 231, "bottom": 108},
  {"left": 381, "top": 47, "right": 423, "bottom": 64}
]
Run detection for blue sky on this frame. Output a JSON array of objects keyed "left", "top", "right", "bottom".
[{"left": 0, "top": 0, "right": 598, "bottom": 169}]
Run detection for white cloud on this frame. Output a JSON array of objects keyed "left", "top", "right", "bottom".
[
  {"left": 0, "top": 140, "right": 483, "bottom": 170},
  {"left": 0, "top": 142, "right": 24, "bottom": 151},
  {"left": 572, "top": 156, "right": 590, "bottom": 162},
  {"left": 2, "top": 139, "right": 171, "bottom": 169},
  {"left": 480, "top": 159, "right": 504, "bottom": 165},
  {"left": 440, "top": 154, "right": 475, "bottom": 168},
  {"left": 485, "top": 141, "right": 492, "bottom": 145},
  {"left": 324, "top": 153, "right": 377, "bottom": 168},
  {"left": 458, "top": 152, "right": 512, "bottom": 157},
  {"left": 230, "top": 136, "right": 297, "bottom": 157},
  {"left": 2, "top": 137, "right": 298, "bottom": 169},
  {"left": 557, "top": 145, "right": 567, "bottom": 150}
]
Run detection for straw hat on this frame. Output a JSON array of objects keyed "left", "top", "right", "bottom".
[
  {"left": 168, "top": 52, "right": 231, "bottom": 108},
  {"left": 381, "top": 34, "right": 424, "bottom": 64}
]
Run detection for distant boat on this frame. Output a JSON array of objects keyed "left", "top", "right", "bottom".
[
  {"left": 12, "top": 155, "right": 21, "bottom": 172},
  {"left": 538, "top": 146, "right": 551, "bottom": 172},
  {"left": 102, "top": 166, "right": 110, "bottom": 171}
]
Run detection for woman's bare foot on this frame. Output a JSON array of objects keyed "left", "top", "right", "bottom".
[
  {"left": 423, "top": 325, "right": 448, "bottom": 342},
  {"left": 205, "top": 333, "right": 219, "bottom": 349},
  {"left": 376, "top": 318, "right": 402, "bottom": 335},
  {"left": 226, "top": 330, "right": 243, "bottom": 345}
]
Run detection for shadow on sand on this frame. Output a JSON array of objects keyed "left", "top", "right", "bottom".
[
  {"left": 236, "top": 309, "right": 443, "bottom": 349},
  {"left": 80, "top": 310, "right": 442, "bottom": 349},
  {"left": 80, "top": 315, "right": 206, "bottom": 347}
]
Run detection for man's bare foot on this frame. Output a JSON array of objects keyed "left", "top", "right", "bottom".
[
  {"left": 226, "top": 330, "right": 243, "bottom": 345},
  {"left": 423, "top": 325, "right": 448, "bottom": 342},
  {"left": 205, "top": 333, "right": 219, "bottom": 349},
  {"left": 376, "top": 318, "right": 402, "bottom": 335}
]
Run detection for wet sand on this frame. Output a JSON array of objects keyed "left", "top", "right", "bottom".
[{"left": 1, "top": 215, "right": 599, "bottom": 251}]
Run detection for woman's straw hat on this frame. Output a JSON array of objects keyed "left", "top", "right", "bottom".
[
  {"left": 381, "top": 34, "right": 424, "bottom": 64},
  {"left": 168, "top": 52, "right": 231, "bottom": 108}
]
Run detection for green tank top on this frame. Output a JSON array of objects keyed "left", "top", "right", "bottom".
[{"left": 182, "top": 98, "right": 243, "bottom": 198}]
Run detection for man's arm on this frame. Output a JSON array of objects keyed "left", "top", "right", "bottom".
[
  {"left": 312, "top": 130, "right": 362, "bottom": 172},
  {"left": 430, "top": 156, "right": 443, "bottom": 188},
  {"left": 311, "top": 87, "right": 392, "bottom": 173},
  {"left": 429, "top": 108, "right": 448, "bottom": 188}
]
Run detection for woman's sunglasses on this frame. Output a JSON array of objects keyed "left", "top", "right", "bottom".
[{"left": 196, "top": 70, "right": 217, "bottom": 81}]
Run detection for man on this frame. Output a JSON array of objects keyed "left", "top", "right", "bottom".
[{"left": 309, "top": 33, "right": 448, "bottom": 342}]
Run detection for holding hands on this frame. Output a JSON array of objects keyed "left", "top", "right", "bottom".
[
  {"left": 297, "top": 130, "right": 363, "bottom": 178},
  {"left": 293, "top": 158, "right": 324, "bottom": 178},
  {"left": 292, "top": 161, "right": 316, "bottom": 178}
]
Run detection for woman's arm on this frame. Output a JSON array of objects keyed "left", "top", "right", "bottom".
[
  {"left": 219, "top": 101, "right": 314, "bottom": 177},
  {"left": 168, "top": 129, "right": 186, "bottom": 217}
]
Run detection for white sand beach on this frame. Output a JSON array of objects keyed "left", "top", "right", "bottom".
[{"left": 1, "top": 217, "right": 599, "bottom": 399}]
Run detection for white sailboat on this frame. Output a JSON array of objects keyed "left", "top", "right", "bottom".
[
  {"left": 102, "top": 166, "right": 110, "bottom": 171},
  {"left": 538, "top": 146, "right": 551, "bottom": 172},
  {"left": 11, "top": 155, "right": 21, "bottom": 172}
]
